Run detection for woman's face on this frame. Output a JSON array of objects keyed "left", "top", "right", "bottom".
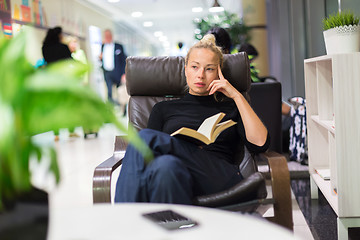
[
  {"left": 68, "top": 40, "right": 78, "bottom": 53},
  {"left": 185, "top": 48, "right": 219, "bottom": 96}
]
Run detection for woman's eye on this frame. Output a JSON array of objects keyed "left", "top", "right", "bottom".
[
  {"left": 207, "top": 68, "right": 214, "bottom": 71},
  {"left": 192, "top": 66, "right": 198, "bottom": 69}
]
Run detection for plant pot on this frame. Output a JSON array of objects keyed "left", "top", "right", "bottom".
[
  {"left": 323, "top": 25, "right": 360, "bottom": 54},
  {"left": 0, "top": 188, "right": 49, "bottom": 240}
]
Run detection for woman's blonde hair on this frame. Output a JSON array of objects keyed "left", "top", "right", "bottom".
[
  {"left": 62, "top": 35, "right": 78, "bottom": 45},
  {"left": 185, "top": 34, "right": 224, "bottom": 68}
]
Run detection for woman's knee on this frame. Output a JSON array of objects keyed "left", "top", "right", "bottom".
[
  {"left": 146, "top": 155, "right": 193, "bottom": 204},
  {"left": 148, "top": 155, "right": 187, "bottom": 177}
]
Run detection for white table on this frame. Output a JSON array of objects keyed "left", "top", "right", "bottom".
[{"left": 48, "top": 203, "right": 296, "bottom": 240}]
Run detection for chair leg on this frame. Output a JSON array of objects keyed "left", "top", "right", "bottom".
[
  {"left": 93, "top": 136, "right": 127, "bottom": 203},
  {"left": 263, "top": 151, "right": 293, "bottom": 231}
]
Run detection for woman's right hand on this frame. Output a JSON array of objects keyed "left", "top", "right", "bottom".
[{"left": 207, "top": 65, "right": 241, "bottom": 100}]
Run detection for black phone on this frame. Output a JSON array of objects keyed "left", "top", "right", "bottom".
[{"left": 142, "top": 209, "right": 199, "bottom": 231}]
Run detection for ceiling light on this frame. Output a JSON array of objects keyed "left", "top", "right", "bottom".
[
  {"left": 192, "top": 7, "right": 203, "bottom": 13},
  {"left": 143, "top": 21, "right": 153, "bottom": 27},
  {"left": 154, "top": 31, "right": 163, "bottom": 37},
  {"left": 209, "top": 0, "right": 224, "bottom": 13},
  {"left": 131, "top": 11, "right": 143, "bottom": 17},
  {"left": 107, "top": 0, "right": 120, "bottom": 3},
  {"left": 159, "top": 36, "right": 168, "bottom": 42}
]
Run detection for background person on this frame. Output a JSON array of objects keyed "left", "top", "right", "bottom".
[
  {"left": 173, "top": 41, "right": 188, "bottom": 56},
  {"left": 99, "top": 29, "right": 127, "bottom": 103},
  {"left": 115, "top": 34, "right": 269, "bottom": 204},
  {"left": 64, "top": 35, "right": 89, "bottom": 85},
  {"left": 42, "top": 26, "right": 71, "bottom": 64},
  {"left": 207, "top": 27, "right": 232, "bottom": 54}
]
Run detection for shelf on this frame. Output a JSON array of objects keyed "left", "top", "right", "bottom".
[
  {"left": 306, "top": 53, "right": 360, "bottom": 237},
  {"left": 311, "top": 173, "right": 338, "bottom": 215},
  {"left": 311, "top": 115, "right": 335, "bottom": 134},
  {"left": 304, "top": 55, "right": 332, "bottom": 63}
]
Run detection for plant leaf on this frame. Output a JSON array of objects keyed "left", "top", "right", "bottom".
[
  {"left": 46, "top": 59, "right": 91, "bottom": 80},
  {"left": 0, "top": 32, "right": 33, "bottom": 104}
]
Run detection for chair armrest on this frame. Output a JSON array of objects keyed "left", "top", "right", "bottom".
[
  {"left": 93, "top": 136, "right": 128, "bottom": 203},
  {"left": 260, "top": 151, "right": 293, "bottom": 231},
  {"left": 193, "top": 172, "right": 266, "bottom": 208}
]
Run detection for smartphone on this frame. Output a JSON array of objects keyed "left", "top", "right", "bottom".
[{"left": 142, "top": 209, "right": 199, "bottom": 231}]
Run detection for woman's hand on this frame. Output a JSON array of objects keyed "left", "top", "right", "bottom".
[
  {"left": 207, "top": 65, "right": 241, "bottom": 100},
  {"left": 208, "top": 66, "right": 268, "bottom": 147}
]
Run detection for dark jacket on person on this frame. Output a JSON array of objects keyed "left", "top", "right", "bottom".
[
  {"left": 101, "top": 43, "right": 127, "bottom": 85},
  {"left": 42, "top": 43, "right": 71, "bottom": 64}
]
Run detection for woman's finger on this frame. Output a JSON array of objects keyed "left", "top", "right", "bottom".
[
  {"left": 218, "top": 65, "right": 225, "bottom": 80},
  {"left": 209, "top": 82, "right": 220, "bottom": 95},
  {"left": 209, "top": 85, "right": 221, "bottom": 95},
  {"left": 207, "top": 79, "right": 220, "bottom": 91},
  {"left": 209, "top": 82, "right": 226, "bottom": 95}
]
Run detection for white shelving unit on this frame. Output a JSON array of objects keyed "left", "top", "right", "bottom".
[{"left": 304, "top": 53, "right": 360, "bottom": 239}]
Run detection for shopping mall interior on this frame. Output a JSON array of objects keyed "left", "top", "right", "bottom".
[{"left": 1, "top": 0, "right": 360, "bottom": 239}]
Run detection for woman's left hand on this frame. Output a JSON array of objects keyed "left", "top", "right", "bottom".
[{"left": 207, "top": 65, "right": 241, "bottom": 100}]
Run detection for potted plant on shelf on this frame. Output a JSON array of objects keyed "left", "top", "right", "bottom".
[
  {"left": 0, "top": 31, "right": 152, "bottom": 237},
  {"left": 323, "top": 11, "right": 360, "bottom": 54}
]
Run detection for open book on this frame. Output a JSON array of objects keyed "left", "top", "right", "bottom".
[{"left": 170, "top": 112, "right": 237, "bottom": 145}]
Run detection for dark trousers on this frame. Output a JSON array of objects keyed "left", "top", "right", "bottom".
[
  {"left": 103, "top": 70, "right": 116, "bottom": 101},
  {"left": 114, "top": 129, "right": 243, "bottom": 204}
]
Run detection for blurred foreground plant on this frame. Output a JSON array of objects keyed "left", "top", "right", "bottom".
[{"left": 0, "top": 32, "right": 152, "bottom": 211}]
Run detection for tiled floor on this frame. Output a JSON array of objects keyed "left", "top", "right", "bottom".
[
  {"left": 258, "top": 180, "right": 314, "bottom": 240},
  {"left": 291, "top": 178, "right": 360, "bottom": 240},
  {"left": 291, "top": 178, "right": 338, "bottom": 240}
]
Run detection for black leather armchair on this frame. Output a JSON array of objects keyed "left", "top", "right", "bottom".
[
  {"left": 93, "top": 53, "right": 293, "bottom": 230},
  {"left": 249, "top": 81, "right": 282, "bottom": 153}
]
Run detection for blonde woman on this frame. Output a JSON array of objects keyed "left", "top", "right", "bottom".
[
  {"left": 64, "top": 36, "right": 88, "bottom": 85},
  {"left": 115, "top": 35, "right": 269, "bottom": 204}
]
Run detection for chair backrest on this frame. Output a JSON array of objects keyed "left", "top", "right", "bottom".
[
  {"left": 249, "top": 81, "right": 282, "bottom": 153},
  {"left": 125, "top": 52, "right": 251, "bottom": 131}
]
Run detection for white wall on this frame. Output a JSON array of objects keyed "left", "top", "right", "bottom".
[{"left": 10, "top": 0, "right": 114, "bottom": 64}]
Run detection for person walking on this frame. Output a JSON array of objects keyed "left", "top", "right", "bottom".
[{"left": 99, "top": 29, "right": 127, "bottom": 103}]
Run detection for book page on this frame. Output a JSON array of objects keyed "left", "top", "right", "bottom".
[
  {"left": 197, "top": 113, "right": 224, "bottom": 140},
  {"left": 211, "top": 120, "right": 237, "bottom": 141},
  {"left": 170, "top": 127, "right": 211, "bottom": 145}
]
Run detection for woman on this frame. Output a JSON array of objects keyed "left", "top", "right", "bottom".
[
  {"left": 64, "top": 36, "right": 89, "bottom": 85},
  {"left": 115, "top": 34, "right": 269, "bottom": 204},
  {"left": 42, "top": 26, "right": 71, "bottom": 64},
  {"left": 207, "top": 27, "right": 232, "bottom": 54}
]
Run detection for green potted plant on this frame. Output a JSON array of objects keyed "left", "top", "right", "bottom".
[
  {"left": 193, "top": 11, "right": 251, "bottom": 51},
  {"left": 0, "top": 31, "right": 152, "bottom": 234},
  {"left": 323, "top": 11, "right": 360, "bottom": 54}
]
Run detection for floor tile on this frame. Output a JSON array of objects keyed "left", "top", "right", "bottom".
[{"left": 291, "top": 179, "right": 338, "bottom": 240}]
